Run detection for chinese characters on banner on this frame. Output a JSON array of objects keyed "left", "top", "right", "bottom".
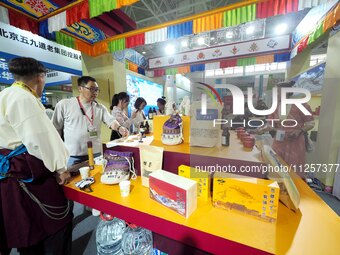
[
  {"left": 149, "top": 35, "right": 290, "bottom": 69},
  {"left": 0, "top": 59, "right": 13, "bottom": 84},
  {"left": 0, "top": 21, "right": 82, "bottom": 75},
  {"left": 0, "top": 59, "right": 73, "bottom": 86},
  {"left": 45, "top": 68, "right": 72, "bottom": 85}
]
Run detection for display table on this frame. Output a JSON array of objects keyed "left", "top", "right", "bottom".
[
  {"left": 106, "top": 131, "right": 262, "bottom": 162},
  {"left": 104, "top": 132, "right": 265, "bottom": 178},
  {"left": 64, "top": 139, "right": 340, "bottom": 255}
]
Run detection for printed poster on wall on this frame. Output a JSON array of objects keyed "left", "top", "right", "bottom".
[
  {"left": 126, "top": 74, "right": 163, "bottom": 116},
  {"left": 291, "top": 62, "right": 325, "bottom": 93}
]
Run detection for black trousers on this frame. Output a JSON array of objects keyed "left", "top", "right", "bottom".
[{"left": 0, "top": 221, "right": 72, "bottom": 255}]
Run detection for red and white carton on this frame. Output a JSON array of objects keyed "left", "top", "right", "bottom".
[{"left": 149, "top": 170, "right": 197, "bottom": 218}]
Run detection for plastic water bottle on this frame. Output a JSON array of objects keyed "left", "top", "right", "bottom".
[
  {"left": 121, "top": 225, "right": 153, "bottom": 255},
  {"left": 96, "top": 214, "right": 126, "bottom": 255}
]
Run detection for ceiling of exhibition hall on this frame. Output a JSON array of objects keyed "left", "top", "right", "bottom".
[
  {"left": 0, "top": 0, "right": 234, "bottom": 44},
  {"left": 121, "top": 0, "right": 238, "bottom": 28},
  {"left": 132, "top": 9, "right": 310, "bottom": 59},
  {"left": 0, "top": 0, "right": 318, "bottom": 60}
]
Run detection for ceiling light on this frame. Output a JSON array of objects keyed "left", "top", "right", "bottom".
[
  {"left": 0, "top": 58, "right": 5, "bottom": 61},
  {"left": 226, "top": 32, "right": 233, "bottom": 39},
  {"left": 165, "top": 44, "right": 175, "bottom": 55},
  {"left": 275, "top": 23, "right": 288, "bottom": 35},
  {"left": 246, "top": 26, "right": 255, "bottom": 35},
  {"left": 142, "top": 51, "right": 146, "bottom": 54},
  {"left": 197, "top": 37, "right": 205, "bottom": 45},
  {"left": 181, "top": 40, "right": 188, "bottom": 47},
  {"left": 45, "top": 92, "right": 53, "bottom": 95},
  {"left": 210, "top": 37, "right": 215, "bottom": 40}
]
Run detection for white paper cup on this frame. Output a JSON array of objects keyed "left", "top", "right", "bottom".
[
  {"left": 94, "top": 156, "right": 104, "bottom": 165},
  {"left": 79, "top": 166, "right": 90, "bottom": 179},
  {"left": 94, "top": 157, "right": 107, "bottom": 173},
  {"left": 119, "top": 180, "right": 131, "bottom": 197},
  {"left": 92, "top": 209, "right": 100, "bottom": 216}
]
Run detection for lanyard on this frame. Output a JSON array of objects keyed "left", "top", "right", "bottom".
[
  {"left": 77, "top": 96, "right": 94, "bottom": 126},
  {"left": 12, "top": 82, "right": 39, "bottom": 98}
]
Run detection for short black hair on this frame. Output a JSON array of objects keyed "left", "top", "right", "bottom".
[
  {"left": 9, "top": 57, "right": 46, "bottom": 80},
  {"left": 157, "top": 97, "right": 166, "bottom": 106},
  {"left": 45, "top": 104, "right": 53, "bottom": 109},
  {"left": 78, "top": 76, "right": 96, "bottom": 87},
  {"left": 134, "top": 97, "right": 147, "bottom": 109}
]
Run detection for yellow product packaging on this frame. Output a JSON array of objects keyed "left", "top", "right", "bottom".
[
  {"left": 213, "top": 172, "right": 280, "bottom": 223},
  {"left": 261, "top": 145, "right": 300, "bottom": 212},
  {"left": 178, "top": 165, "right": 211, "bottom": 201}
]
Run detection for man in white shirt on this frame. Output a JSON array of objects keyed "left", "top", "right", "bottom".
[
  {"left": 52, "top": 76, "right": 128, "bottom": 166},
  {"left": 0, "top": 57, "right": 72, "bottom": 254},
  {"left": 45, "top": 104, "right": 54, "bottom": 119}
]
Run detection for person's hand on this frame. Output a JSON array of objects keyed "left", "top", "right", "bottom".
[
  {"left": 118, "top": 126, "right": 129, "bottom": 137},
  {"left": 110, "top": 120, "right": 120, "bottom": 130},
  {"left": 55, "top": 171, "right": 71, "bottom": 185},
  {"left": 287, "top": 129, "right": 302, "bottom": 140},
  {"left": 131, "top": 111, "right": 137, "bottom": 119}
]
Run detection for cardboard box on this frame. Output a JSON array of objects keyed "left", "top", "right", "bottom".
[
  {"left": 149, "top": 170, "right": 197, "bottom": 218},
  {"left": 178, "top": 165, "right": 211, "bottom": 201},
  {"left": 153, "top": 115, "right": 190, "bottom": 143},
  {"left": 213, "top": 172, "right": 280, "bottom": 223}
]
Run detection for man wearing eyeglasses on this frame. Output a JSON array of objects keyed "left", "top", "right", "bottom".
[{"left": 52, "top": 76, "right": 128, "bottom": 166}]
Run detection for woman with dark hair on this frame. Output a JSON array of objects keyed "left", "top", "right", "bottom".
[
  {"left": 132, "top": 97, "right": 147, "bottom": 132},
  {"left": 0, "top": 57, "right": 72, "bottom": 254},
  {"left": 110, "top": 92, "right": 132, "bottom": 140},
  {"left": 156, "top": 97, "right": 166, "bottom": 115}
]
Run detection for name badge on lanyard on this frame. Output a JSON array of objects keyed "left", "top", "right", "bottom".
[
  {"left": 77, "top": 97, "right": 97, "bottom": 138},
  {"left": 275, "top": 130, "right": 285, "bottom": 141},
  {"left": 88, "top": 126, "right": 98, "bottom": 138}
]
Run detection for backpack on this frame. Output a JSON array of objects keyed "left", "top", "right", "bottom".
[{"left": 161, "top": 114, "right": 183, "bottom": 145}]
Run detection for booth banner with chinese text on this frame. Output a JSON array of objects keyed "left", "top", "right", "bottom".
[
  {"left": 0, "top": 58, "right": 74, "bottom": 85},
  {"left": 0, "top": 21, "right": 81, "bottom": 75},
  {"left": 149, "top": 35, "right": 290, "bottom": 69}
]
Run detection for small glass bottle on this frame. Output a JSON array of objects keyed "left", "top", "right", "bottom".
[
  {"left": 87, "top": 141, "right": 94, "bottom": 170},
  {"left": 148, "top": 108, "right": 153, "bottom": 120},
  {"left": 145, "top": 121, "right": 150, "bottom": 134},
  {"left": 139, "top": 122, "right": 145, "bottom": 142},
  {"left": 221, "top": 126, "right": 230, "bottom": 146}
]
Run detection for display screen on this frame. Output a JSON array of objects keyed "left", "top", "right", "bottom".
[{"left": 126, "top": 74, "right": 163, "bottom": 116}]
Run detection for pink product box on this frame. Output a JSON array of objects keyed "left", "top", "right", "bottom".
[{"left": 149, "top": 170, "right": 197, "bottom": 218}]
